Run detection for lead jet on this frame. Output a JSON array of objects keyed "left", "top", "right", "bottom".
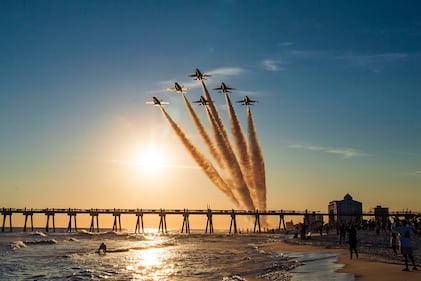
[
  {"left": 146, "top": 96, "right": 169, "bottom": 106},
  {"left": 188, "top": 68, "right": 211, "bottom": 80},
  {"left": 237, "top": 96, "right": 257, "bottom": 106},
  {"left": 192, "top": 96, "right": 212, "bottom": 106},
  {"left": 167, "top": 82, "right": 191, "bottom": 94},
  {"left": 213, "top": 82, "right": 235, "bottom": 94}
]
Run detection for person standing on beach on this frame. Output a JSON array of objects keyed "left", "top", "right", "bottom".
[
  {"left": 392, "top": 219, "right": 419, "bottom": 271},
  {"left": 390, "top": 232, "right": 399, "bottom": 256},
  {"left": 347, "top": 224, "right": 358, "bottom": 259}
]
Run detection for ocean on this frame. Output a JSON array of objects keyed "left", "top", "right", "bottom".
[{"left": 0, "top": 229, "right": 354, "bottom": 280}]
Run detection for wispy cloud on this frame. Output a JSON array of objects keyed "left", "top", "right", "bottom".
[
  {"left": 207, "top": 67, "right": 245, "bottom": 76},
  {"left": 338, "top": 53, "right": 408, "bottom": 72},
  {"left": 288, "top": 143, "right": 370, "bottom": 159},
  {"left": 278, "top": 41, "right": 295, "bottom": 47},
  {"left": 282, "top": 49, "right": 409, "bottom": 72},
  {"left": 262, "top": 59, "right": 286, "bottom": 71}
]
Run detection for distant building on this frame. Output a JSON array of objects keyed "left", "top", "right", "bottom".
[
  {"left": 328, "top": 194, "right": 362, "bottom": 225},
  {"left": 374, "top": 205, "right": 389, "bottom": 229},
  {"left": 305, "top": 211, "right": 324, "bottom": 231}
]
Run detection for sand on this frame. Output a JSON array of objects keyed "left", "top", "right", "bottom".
[{"left": 273, "top": 229, "right": 421, "bottom": 281}]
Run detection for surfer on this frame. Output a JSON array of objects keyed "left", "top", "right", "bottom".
[{"left": 98, "top": 242, "right": 107, "bottom": 254}]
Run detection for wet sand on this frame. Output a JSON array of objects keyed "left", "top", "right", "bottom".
[{"left": 275, "top": 230, "right": 421, "bottom": 281}]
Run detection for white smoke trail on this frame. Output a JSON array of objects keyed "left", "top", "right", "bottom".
[
  {"left": 182, "top": 94, "right": 225, "bottom": 169},
  {"left": 247, "top": 106, "right": 267, "bottom": 211},
  {"left": 200, "top": 91, "right": 255, "bottom": 210},
  {"left": 160, "top": 107, "right": 240, "bottom": 207},
  {"left": 225, "top": 94, "right": 257, "bottom": 207}
]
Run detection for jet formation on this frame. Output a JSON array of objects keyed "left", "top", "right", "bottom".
[
  {"left": 148, "top": 69, "right": 258, "bottom": 107},
  {"left": 147, "top": 68, "right": 266, "bottom": 212}
]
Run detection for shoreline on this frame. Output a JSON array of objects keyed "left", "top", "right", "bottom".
[{"left": 277, "top": 230, "right": 421, "bottom": 281}]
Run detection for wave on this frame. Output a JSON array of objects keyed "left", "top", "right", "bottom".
[
  {"left": 10, "top": 239, "right": 58, "bottom": 250},
  {"left": 25, "top": 239, "right": 58, "bottom": 245},
  {"left": 10, "top": 240, "right": 27, "bottom": 250}
]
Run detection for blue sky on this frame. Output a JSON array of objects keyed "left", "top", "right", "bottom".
[{"left": 1, "top": 1, "right": 420, "bottom": 216}]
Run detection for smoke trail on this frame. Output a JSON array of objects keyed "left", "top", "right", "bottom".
[
  {"left": 247, "top": 106, "right": 266, "bottom": 211},
  {"left": 182, "top": 94, "right": 225, "bottom": 169},
  {"left": 204, "top": 103, "right": 255, "bottom": 211},
  {"left": 225, "top": 94, "right": 257, "bottom": 207},
  {"left": 160, "top": 107, "right": 240, "bottom": 207},
  {"left": 200, "top": 80, "right": 231, "bottom": 142}
]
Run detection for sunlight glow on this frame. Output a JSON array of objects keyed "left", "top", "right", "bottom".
[{"left": 136, "top": 144, "right": 168, "bottom": 174}]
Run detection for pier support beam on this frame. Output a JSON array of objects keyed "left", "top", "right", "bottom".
[
  {"left": 253, "top": 210, "right": 261, "bottom": 233},
  {"left": 112, "top": 209, "right": 122, "bottom": 232},
  {"left": 45, "top": 210, "right": 56, "bottom": 232},
  {"left": 181, "top": 209, "right": 190, "bottom": 234},
  {"left": 205, "top": 209, "right": 214, "bottom": 234},
  {"left": 229, "top": 209, "right": 237, "bottom": 234},
  {"left": 278, "top": 214, "right": 286, "bottom": 231},
  {"left": 23, "top": 209, "right": 34, "bottom": 232},
  {"left": 89, "top": 211, "right": 99, "bottom": 232},
  {"left": 158, "top": 209, "right": 167, "bottom": 234},
  {"left": 66, "top": 211, "right": 77, "bottom": 232},
  {"left": 135, "top": 209, "right": 144, "bottom": 234},
  {"left": 1, "top": 208, "right": 12, "bottom": 232}
]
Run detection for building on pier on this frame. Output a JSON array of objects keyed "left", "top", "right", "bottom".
[{"left": 328, "top": 194, "right": 362, "bottom": 226}]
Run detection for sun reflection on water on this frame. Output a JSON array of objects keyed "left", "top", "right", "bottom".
[{"left": 126, "top": 246, "right": 176, "bottom": 280}]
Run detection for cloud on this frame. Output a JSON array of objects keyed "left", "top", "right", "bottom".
[
  {"left": 207, "top": 67, "right": 245, "bottom": 76},
  {"left": 278, "top": 41, "right": 295, "bottom": 47},
  {"left": 288, "top": 143, "right": 370, "bottom": 159},
  {"left": 339, "top": 53, "right": 408, "bottom": 72},
  {"left": 262, "top": 59, "right": 286, "bottom": 71},
  {"left": 282, "top": 49, "right": 409, "bottom": 72}
]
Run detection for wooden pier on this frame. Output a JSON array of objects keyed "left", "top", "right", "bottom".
[{"left": 1, "top": 207, "right": 420, "bottom": 233}]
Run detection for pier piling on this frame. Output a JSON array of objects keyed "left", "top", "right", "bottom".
[
  {"left": 89, "top": 210, "right": 99, "bottom": 232},
  {"left": 278, "top": 214, "right": 286, "bottom": 231},
  {"left": 205, "top": 209, "right": 214, "bottom": 234},
  {"left": 112, "top": 209, "right": 122, "bottom": 232},
  {"left": 45, "top": 209, "right": 56, "bottom": 232},
  {"left": 158, "top": 209, "right": 167, "bottom": 233},
  {"left": 66, "top": 210, "right": 77, "bottom": 232},
  {"left": 253, "top": 210, "right": 261, "bottom": 233},
  {"left": 229, "top": 209, "right": 237, "bottom": 234},
  {"left": 181, "top": 209, "right": 190, "bottom": 234},
  {"left": 135, "top": 209, "right": 144, "bottom": 234},
  {"left": 23, "top": 209, "right": 34, "bottom": 232},
  {"left": 1, "top": 208, "right": 12, "bottom": 232}
]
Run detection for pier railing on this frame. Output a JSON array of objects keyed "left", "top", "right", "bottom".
[{"left": 2, "top": 207, "right": 420, "bottom": 234}]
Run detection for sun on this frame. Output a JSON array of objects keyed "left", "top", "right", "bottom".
[{"left": 136, "top": 144, "right": 167, "bottom": 173}]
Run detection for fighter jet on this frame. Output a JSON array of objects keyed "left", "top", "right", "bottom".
[
  {"left": 188, "top": 68, "right": 211, "bottom": 80},
  {"left": 167, "top": 82, "right": 191, "bottom": 94},
  {"left": 192, "top": 96, "right": 212, "bottom": 106},
  {"left": 237, "top": 96, "right": 257, "bottom": 106},
  {"left": 213, "top": 82, "right": 235, "bottom": 94},
  {"left": 146, "top": 96, "right": 169, "bottom": 106}
]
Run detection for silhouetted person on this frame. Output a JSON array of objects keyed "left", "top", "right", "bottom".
[
  {"left": 339, "top": 223, "right": 346, "bottom": 245},
  {"left": 98, "top": 242, "right": 107, "bottom": 254},
  {"left": 390, "top": 232, "right": 399, "bottom": 256},
  {"left": 392, "top": 219, "right": 419, "bottom": 271},
  {"left": 347, "top": 224, "right": 358, "bottom": 259}
]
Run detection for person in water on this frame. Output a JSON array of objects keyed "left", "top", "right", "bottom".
[{"left": 98, "top": 242, "right": 107, "bottom": 254}]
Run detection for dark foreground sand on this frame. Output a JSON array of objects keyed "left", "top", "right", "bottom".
[{"left": 277, "top": 229, "right": 421, "bottom": 281}]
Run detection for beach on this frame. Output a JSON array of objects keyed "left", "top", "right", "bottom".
[{"left": 277, "top": 229, "right": 421, "bottom": 281}]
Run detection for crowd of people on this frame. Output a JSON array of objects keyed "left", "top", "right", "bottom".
[{"left": 293, "top": 217, "right": 421, "bottom": 272}]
